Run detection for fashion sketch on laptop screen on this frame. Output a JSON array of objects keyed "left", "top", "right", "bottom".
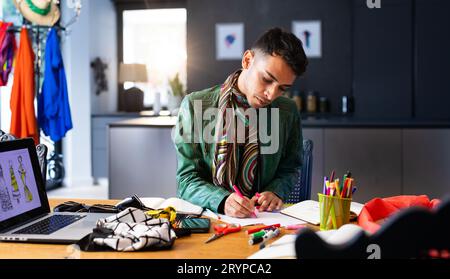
[{"left": 0, "top": 148, "right": 41, "bottom": 222}]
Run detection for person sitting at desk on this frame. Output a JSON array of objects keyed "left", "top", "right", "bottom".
[{"left": 173, "top": 27, "right": 308, "bottom": 217}]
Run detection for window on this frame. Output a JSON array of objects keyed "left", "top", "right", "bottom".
[{"left": 122, "top": 8, "right": 187, "bottom": 108}]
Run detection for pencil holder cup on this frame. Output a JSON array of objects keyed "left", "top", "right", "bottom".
[{"left": 318, "top": 193, "right": 352, "bottom": 231}]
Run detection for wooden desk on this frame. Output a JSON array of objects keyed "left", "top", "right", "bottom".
[{"left": 0, "top": 199, "right": 304, "bottom": 259}]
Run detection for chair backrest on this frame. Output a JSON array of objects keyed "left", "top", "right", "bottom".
[
  {"left": 286, "top": 139, "right": 313, "bottom": 204},
  {"left": 0, "top": 130, "right": 48, "bottom": 182}
]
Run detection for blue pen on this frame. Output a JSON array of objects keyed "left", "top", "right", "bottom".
[
  {"left": 323, "top": 176, "right": 327, "bottom": 194},
  {"left": 351, "top": 186, "right": 357, "bottom": 197}
]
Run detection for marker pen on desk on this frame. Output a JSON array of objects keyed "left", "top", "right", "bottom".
[
  {"left": 285, "top": 224, "right": 306, "bottom": 230},
  {"left": 259, "top": 228, "right": 281, "bottom": 249},
  {"left": 250, "top": 227, "right": 277, "bottom": 240},
  {"left": 249, "top": 228, "right": 278, "bottom": 245},
  {"left": 250, "top": 230, "right": 267, "bottom": 239},
  {"left": 263, "top": 228, "right": 280, "bottom": 240},
  {"left": 232, "top": 185, "right": 257, "bottom": 218},
  {"left": 246, "top": 224, "right": 281, "bottom": 235},
  {"left": 248, "top": 236, "right": 264, "bottom": 245}
]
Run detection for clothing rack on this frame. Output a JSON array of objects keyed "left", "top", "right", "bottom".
[
  {"left": 4, "top": 19, "right": 66, "bottom": 190},
  {"left": 2, "top": 2, "right": 81, "bottom": 190},
  {"left": 6, "top": 21, "right": 66, "bottom": 98},
  {"left": 6, "top": 23, "right": 66, "bottom": 32}
]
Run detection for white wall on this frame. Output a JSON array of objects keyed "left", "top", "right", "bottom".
[
  {"left": 61, "top": 0, "right": 117, "bottom": 187},
  {"left": 89, "top": 0, "right": 118, "bottom": 113}
]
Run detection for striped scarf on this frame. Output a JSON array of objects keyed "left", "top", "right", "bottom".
[{"left": 212, "top": 70, "right": 259, "bottom": 197}]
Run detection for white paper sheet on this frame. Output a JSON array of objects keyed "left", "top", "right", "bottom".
[
  {"left": 248, "top": 224, "right": 368, "bottom": 259},
  {"left": 215, "top": 211, "right": 306, "bottom": 227},
  {"left": 247, "top": 234, "right": 297, "bottom": 259},
  {"left": 280, "top": 200, "right": 365, "bottom": 225}
]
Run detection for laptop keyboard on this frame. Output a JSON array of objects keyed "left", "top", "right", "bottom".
[{"left": 13, "top": 214, "right": 85, "bottom": 235}]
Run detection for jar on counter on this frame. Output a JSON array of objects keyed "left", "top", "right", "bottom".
[
  {"left": 292, "top": 90, "right": 303, "bottom": 112},
  {"left": 341, "top": 95, "right": 354, "bottom": 115},
  {"left": 306, "top": 91, "right": 318, "bottom": 113},
  {"left": 319, "top": 97, "right": 329, "bottom": 113}
]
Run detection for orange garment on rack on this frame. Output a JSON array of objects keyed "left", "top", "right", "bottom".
[{"left": 10, "top": 27, "right": 38, "bottom": 144}]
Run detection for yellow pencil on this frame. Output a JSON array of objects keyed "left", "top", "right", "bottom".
[{"left": 334, "top": 179, "right": 340, "bottom": 196}]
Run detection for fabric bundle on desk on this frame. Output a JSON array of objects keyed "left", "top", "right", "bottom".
[
  {"left": 77, "top": 207, "right": 176, "bottom": 252},
  {"left": 358, "top": 195, "right": 441, "bottom": 234}
]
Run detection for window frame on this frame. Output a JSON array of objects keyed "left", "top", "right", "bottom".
[{"left": 113, "top": 0, "right": 187, "bottom": 111}]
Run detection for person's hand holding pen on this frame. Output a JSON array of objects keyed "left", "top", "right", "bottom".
[
  {"left": 224, "top": 192, "right": 256, "bottom": 218},
  {"left": 255, "top": 191, "right": 283, "bottom": 212}
]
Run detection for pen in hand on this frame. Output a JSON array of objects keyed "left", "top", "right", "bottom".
[
  {"left": 254, "top": 192, "right": 261, "bottom": 210},
  {"left": 232, "top": 185, "right": 257, "bottom": 218}
]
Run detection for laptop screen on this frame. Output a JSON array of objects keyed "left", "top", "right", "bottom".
[{"left": 0, "top": 148, "right": 42, "bottom": 222}]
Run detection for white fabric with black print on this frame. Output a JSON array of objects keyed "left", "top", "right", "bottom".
[{"left": 93, "top": 207, "right": 176, "bottom": 251}]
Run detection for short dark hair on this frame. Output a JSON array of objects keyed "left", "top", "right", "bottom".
[{"left": 251, "top": 27, "right": 308, "bottom": 76}]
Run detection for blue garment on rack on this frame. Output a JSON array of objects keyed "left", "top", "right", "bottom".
[{"left": 38, "top": 28, "right": 73, "bottom": 142}]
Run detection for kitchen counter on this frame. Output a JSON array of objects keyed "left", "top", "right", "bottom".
[
  {"left": 102, "top": 113, "right": 450, "bottom": 129},
  {"left": 108, "top": 116, "right": 177, "bottom": 128},
  {"left": 300, "top": 116, "right": 450, "bottom": 128}
]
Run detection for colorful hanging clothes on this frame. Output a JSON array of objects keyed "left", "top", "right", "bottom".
[
  {"left": 10, "top": 27, "right": 38, "bottom": 144},
  {"left": 0, "top": 21, "right": 17, "bottom": 86},
  {"left": 38, "top": 28, "right": 72, "bottom": 142}
]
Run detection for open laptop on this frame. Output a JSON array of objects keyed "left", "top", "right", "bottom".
[{"left": 0, "top": 138, "right": 111, "bottom": 243}]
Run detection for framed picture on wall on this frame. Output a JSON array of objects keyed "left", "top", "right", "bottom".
[
  {"left": 292, "top": 20, "right": 322, "bottom": 58},
  {"left": 215, "top": 23, "right": 244, "bottom": 60}
]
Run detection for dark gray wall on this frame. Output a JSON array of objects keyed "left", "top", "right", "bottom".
[
  {"left": 187, "top": 0, "right": 352, "bottom": 113},
  {"left": 352, "top": 0, "right": 413, "bottom": 119},
  {"left": 415, "top": 0, "right": 450, "bottom": 120},
  {"left": 112, "top": 0, "right": 449, "bottom": 120}
]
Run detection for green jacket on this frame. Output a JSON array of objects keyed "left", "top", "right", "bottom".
[{"left": 174, "top": 85, "right": 303, "bottom": 213}]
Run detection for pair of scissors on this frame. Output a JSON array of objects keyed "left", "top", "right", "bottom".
[{"left": 205, "top": 223, "right": 241, "bottom": 243}]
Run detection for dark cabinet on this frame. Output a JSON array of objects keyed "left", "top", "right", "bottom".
[
  {"left": 303, "top": 127, "right": 450, "bottom": 203},
  {"left": 352, "top": 0, "right": 413, "bottom": 119},
  {"left": 323, "top": 128, "right": 403, "bottom": 203},
  {"left": 403, "top": 129, "right": 450, "bottom": 198},
  {"left": 414, "top": 0, "right": 450, "bottom": 120}
]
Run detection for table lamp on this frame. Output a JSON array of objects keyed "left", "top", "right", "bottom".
[{"left": 119, "top": 63, "right": 148, "bottom": 112}]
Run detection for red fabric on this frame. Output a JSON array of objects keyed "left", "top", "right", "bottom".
[
  {"left": 358, "top": 195, "right": 441, "bottom": 234},
  {"left": 10, "top": 28, "right": 38, "bottom": 144}
]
